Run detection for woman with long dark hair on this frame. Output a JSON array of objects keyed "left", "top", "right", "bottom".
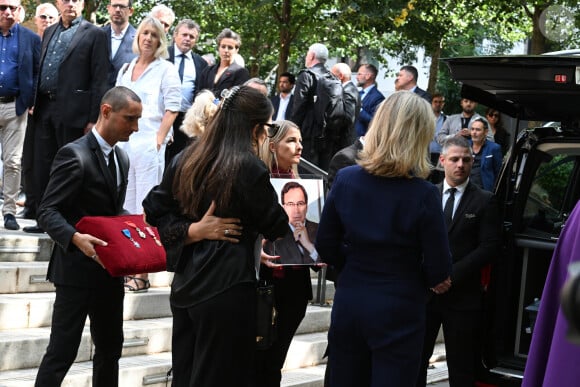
[{"left": 143, "top": 86, "right": 288, "bottom": 386}]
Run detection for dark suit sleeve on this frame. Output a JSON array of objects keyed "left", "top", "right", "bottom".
[
  {"left": 358, "top": 90, "right": 384, "bottom": 127},
  {"left": 290, "top": 70, "right": 315, "bottom": 127},
  {"left": 420, "top": 185, "right": 453, "bottom": 287},
  {"left": 492, "top": 144, "right": 503, "bottom": 179},
  {"left": 451, "top": 193, "right": 501, "bottom": 286},
  {"left": 327, "top": 149, "right": 354, "bottom": 190},
  {"left": 89, "top": 28, "right": 111, "bottom": 124},
  {"left": 38, "top": 146, "right": 85, "bottom": 252},
  {"left": 233, "top": 66, "right": 250, "bottom": 86}
]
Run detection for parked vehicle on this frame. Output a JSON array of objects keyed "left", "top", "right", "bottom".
[{"left": 444, "top": 55, "right": 580, "bottom": 385}]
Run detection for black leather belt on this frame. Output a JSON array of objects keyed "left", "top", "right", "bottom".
[{"left": 0, "top": 96, "right": 15, "bottom": 103}]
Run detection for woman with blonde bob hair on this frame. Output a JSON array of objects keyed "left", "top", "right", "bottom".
[
  {"left": 316, "top": 91, "right": 452, "bottom": 387},
  {"left": 180, "top": 89, "right": 218, "bottom": 138}
]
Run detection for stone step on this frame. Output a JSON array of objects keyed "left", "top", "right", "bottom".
[
  {"left": 0, "top": 262, "right": 174, "bottom": 294},
  {"left": 0, "top": 229, "right": 53, "bottom": 263},
  {"left": 0, "top": 288, "right": 172, "bottom": 330},
  {"left": 0, "top": 305, "right": 330, "bottom": 370}
]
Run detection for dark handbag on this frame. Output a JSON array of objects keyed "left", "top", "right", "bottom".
[{"left": 256, "top": 281, "right": 277, "bottom": 350}]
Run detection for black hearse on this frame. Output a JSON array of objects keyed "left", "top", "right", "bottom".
[{"left": 444, "top": 55, "right": 580, "bottom": 384}]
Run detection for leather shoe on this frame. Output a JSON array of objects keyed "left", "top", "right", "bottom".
[
  {"left": 4, "top": 214, "right": 20, "bottom": 230},
  {"left": 23, "top": 224, "right": 44, "bottom": 233},
  {"left": 20, "top": 207, "right": 36, "bottom": 220}
]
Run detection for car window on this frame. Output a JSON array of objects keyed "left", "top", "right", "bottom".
[{"left": 522, "top": 153, "right": 577, "bottom": 237}]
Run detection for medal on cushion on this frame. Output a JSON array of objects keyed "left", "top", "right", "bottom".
[
  {"left": 145, "top": 226, "right": 162, "bottom": 246},
  {"left": 122, "top": 228, "right": 141, "bottom": 248},
  {"left": 124, "top": 221, "right": 147, "bottom": 239}
]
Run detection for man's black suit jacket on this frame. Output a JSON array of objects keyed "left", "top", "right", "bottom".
[
  {"left": 271, "top": 94, "right": 294, "bottom": 120},
  {"left": 40, "top": 19, "right": 110, "bottom": 129},
  {"left": 436, "top": 181, "right": 501, "bottom": 310},
  {"left": 167, "top": 46, "right": 208, "bottom": 105},
  {"left": 102, "top": 23, "right": 137, "bottom": 88},
  {"left": 327, "top": 138, "right": 363, "bottom": 189},
  {"left": 38, "top": 133, "right": 129, "bottom": 288}
]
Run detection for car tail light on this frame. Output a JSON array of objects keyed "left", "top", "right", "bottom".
[{"left": 554, "top": 74, "right": 567, "bottom": 83}]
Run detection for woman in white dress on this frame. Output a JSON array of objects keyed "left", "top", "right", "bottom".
[{"left": 116, "top": 16, "right": 181, "bottom": 291}]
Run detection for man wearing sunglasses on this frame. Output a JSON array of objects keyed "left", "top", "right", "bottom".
[
  {"left": 103, "top": 0, "right": 136, "bottom": 88},
  {"left": 33, "top": 3, "right": 58, "bottom": 38},
  {"left": 23, "top": 0, "right": 110, "bottom": 234},
  {"left": 0, "top": 0, "right": 40, "bottom": 231}
]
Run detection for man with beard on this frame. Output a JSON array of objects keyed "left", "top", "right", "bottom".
[
  {"left": 271, "top": 72, "right": 295, "bottom": 121},
  {"left": 436, "top": 98, "right": 482, "bottom": 145},
  {"left": 354, "top": 64, "right": 384, "bottom": 137}
]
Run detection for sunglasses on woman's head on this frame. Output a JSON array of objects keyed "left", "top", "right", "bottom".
[{"left": 264, "top": 123, "right": 281, "bottom": 138}]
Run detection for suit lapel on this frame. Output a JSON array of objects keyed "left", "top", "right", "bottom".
[
  {"left": 61, "top": 20, "right": 87, "bottom": 63},
  {"left": 449, "top": 182, "right": 475, "bottom": 232}
]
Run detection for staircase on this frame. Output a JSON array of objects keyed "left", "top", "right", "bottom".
[
  {"left": 0, "top": 218, "right": 333, "bottom": 387},
  {"left": 0, "top": 217, "right": 448, "bottom": 386}
]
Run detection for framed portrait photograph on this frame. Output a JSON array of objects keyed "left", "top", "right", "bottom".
[{"left": 266, "top": 177, "right": 325, "bottom": 266}]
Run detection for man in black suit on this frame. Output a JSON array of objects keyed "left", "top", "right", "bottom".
[
  {"left": 327, "top": 137, "right": 363, "bottom": 190},
  {"left": 271, "top": 72, "right": 295, "bottom": 121},
  {"left": 103, "top": 0, "right": 137, "bottom": 88},
  {"left": 0, "top": 0, "right": 40, "bottom": 230},
  {"left": 395, "top": 65, "right": 431, "bottom": 103},
  {"left": 165, "top": 18, "right": 208, "bottom": 166},
  {"left": 35, "top": 86, "right": 141, "bottom": 387},
  {"left": 23, "top": 0, "right": 110, "bottom": 233},
  {"left": 416, "top": 136, "right": 501, "bottom": 387}
]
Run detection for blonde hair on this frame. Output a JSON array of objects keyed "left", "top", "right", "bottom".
[
  {"left": 180, "top": 90, "right": 218, "bottom": 138},
  {"left": 359, "top": 91, "right": 435, "bottom": 179},
  {"left": 261, "top": 120, "right": 301, "bottom": 177},
  {"left": 133, "top": 17, "right": 169, "bottom": 59}
]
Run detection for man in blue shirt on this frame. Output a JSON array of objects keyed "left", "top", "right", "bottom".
[{"left": 0, "top": 0, "right": 40, "bottom": 230}]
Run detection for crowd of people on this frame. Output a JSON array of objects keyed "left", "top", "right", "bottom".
[{"left": 0, "top": 0, "right": 512, "bottom": 385}]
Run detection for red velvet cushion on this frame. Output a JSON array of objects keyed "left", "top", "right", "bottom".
[{"left": 75, "top": 215, "right": 166, "bottom": 276}]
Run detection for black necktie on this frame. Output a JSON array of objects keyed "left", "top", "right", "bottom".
[
  {"left": 108, "top": 149, "right": 117, "bottom": 188},
  {"left": 178, "top": 53, "right": 185, "bottom": 82},
  {"left": 443, "top": 187, "right": 456, "bottom": 225}
]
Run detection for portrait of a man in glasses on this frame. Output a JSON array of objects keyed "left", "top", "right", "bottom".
[{"left": 273, "top": 181, "right": 320, "bottom": 265}]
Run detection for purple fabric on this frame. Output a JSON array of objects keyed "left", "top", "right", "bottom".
[{"left": 523, "top": 200, "right": 580, "bottom": 386}]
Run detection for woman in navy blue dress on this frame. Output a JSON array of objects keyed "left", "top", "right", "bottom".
[{"left": 316, "top": 91, "right": 453, "bottom": 387}]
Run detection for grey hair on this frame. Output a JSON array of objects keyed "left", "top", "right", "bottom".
[{"left": 308, "top": 43, "right": 328, "bottom": 63}]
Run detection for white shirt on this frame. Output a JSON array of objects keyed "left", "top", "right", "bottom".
[
  {"left": 275, "top": 93, "right": 292, "bottom": 121},
  {"left": 110, "top": 24, "right": 130, "bottom": 60},
  {"left": 442, "top": 178, "right": 469, "bottom": 220},
  {"left": 173, "top": 44, "right": 196, "bottom": 112},
  {"left": 116, "top": 57, "right": 181, "bottom": 145},
  {"left": 91, "top": 127, "right": 119, "bottom": 187},
  {"left": 359, "top": 84, "right": 376, "bottom": 101}
]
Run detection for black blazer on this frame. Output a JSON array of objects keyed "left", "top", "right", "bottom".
[
  {"left": 327, "top": 138, "right": 363, "bottom": 189},
  {"left": 197, "top": 61, "right": 249, "bottom": 97},
  {"left": 167, "top": 46, "right": 208, "bottom": 101},
  {"left": 271, "top": 94, "right": 294, "bottom": 120},
  {"left": 102, "top": 23, "right": 137, "bottom": 88},
  {"left": 38, "top": 133, "right": 129, "bottom": 288},
  {"left": 437, "top": 181, "right": 501, "bottom": 309},
  {"left": 40, "top": 19, "right": 110, "bottom": 128}
]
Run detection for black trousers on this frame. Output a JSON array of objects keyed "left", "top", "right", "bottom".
[
  {"left": 171, "top": 283, "right": 256, "bottom": 387},
  {"left": 35, "top": 280, "right": 124, "bottom": 387},
  {"left": 165, "top": 112, "right": 187, "bottom": 168},
  {"left": 416, "top": 296, "right": 482, "bottom": 387},
  {"left": 26, "top": 95, "right": 84, "bottom": 213},
  {"left": 255, "top": 290, "right": 308, "bottom": 387}
]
